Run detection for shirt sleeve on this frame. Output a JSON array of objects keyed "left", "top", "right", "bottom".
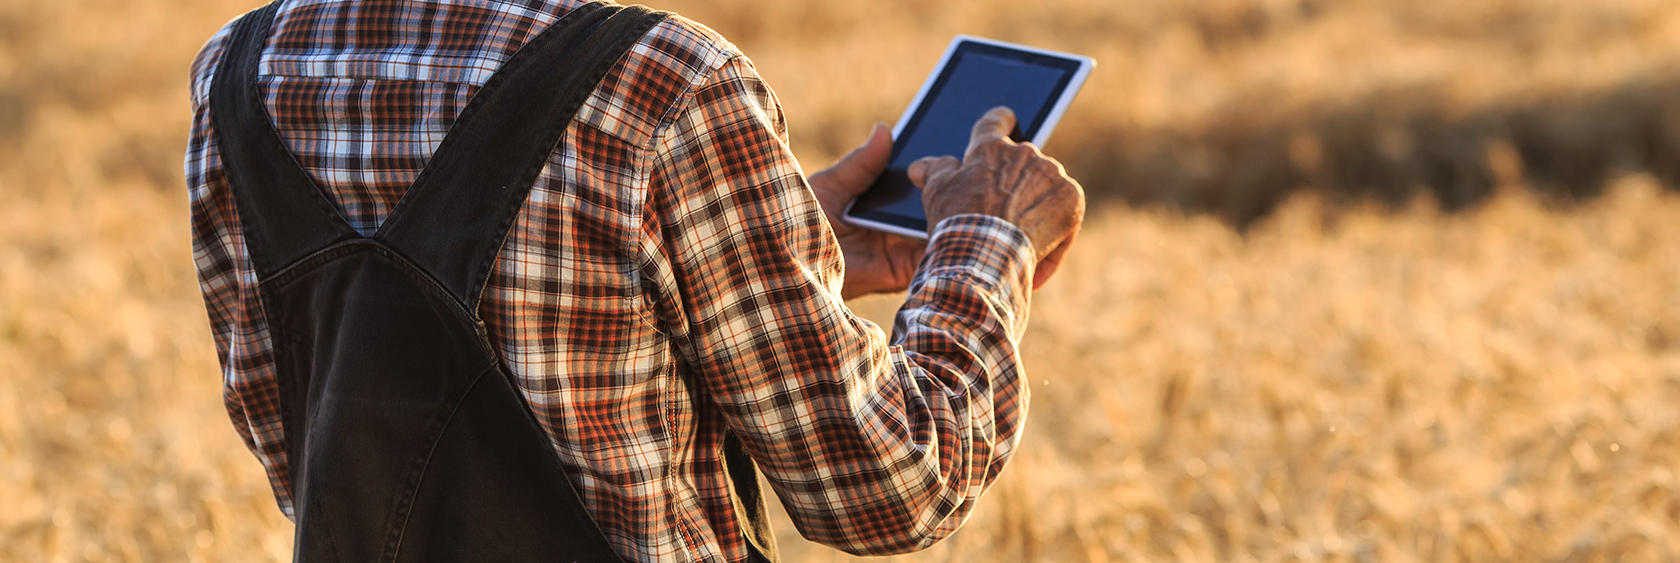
[
  {"left": 640, "top": 54, "right": 1037, "bottom": 556},
  {"left": 185, "top": 19, "right": 297, "bottom": 519}
]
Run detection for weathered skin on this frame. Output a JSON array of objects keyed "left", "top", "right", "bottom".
[
  {"left": 913, "top": 106, "right": 1086, "bottom": 289},
  {"left": 809, "top": 106, "right": 1086, "bottom": 297}
]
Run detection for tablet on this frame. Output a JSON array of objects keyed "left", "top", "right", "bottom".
[{"left": 842, "top": 35, "right": 1094, "bottom": 239}]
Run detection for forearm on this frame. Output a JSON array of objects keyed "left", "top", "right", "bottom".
[
  {"left": 656, "top": 174, "right": 1037, "bottom": 555},
  {"left": 760, "top": 215, "right": 1033, "bottom": 555}
]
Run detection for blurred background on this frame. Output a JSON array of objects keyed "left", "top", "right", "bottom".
[{"left": 2, "top": 0, "right": 1679, "bottom": 561}]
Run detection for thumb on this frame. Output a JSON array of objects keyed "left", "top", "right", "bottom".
[{"left": 823, "top": 122, "right": 893, "bottom": 196}]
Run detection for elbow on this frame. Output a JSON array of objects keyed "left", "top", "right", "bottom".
[
  {"left": 791, "top": 483, "right": 968, "bottom": 556},
  {"left": 837, "top": 527, "right": 947, "bottom": 557},
  {"left": 807, "top": 516, "right": 950, "bottom": 557}
]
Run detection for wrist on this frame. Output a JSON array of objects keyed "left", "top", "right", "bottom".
[{"left": 921, "top": 214, "right": 1035, "bottom": 291}]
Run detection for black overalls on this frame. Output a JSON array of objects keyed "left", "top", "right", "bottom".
[{"left": 209, "top": 2, "right": 774, "bottom": 561}]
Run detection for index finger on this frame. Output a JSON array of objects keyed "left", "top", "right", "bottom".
[{"left": 965, "top": 106, "right": 1018, "bottom": 160}]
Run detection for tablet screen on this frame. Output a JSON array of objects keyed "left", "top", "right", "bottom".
[{"left": 847, "top": 40, "right": 1085, "bottom": 233}]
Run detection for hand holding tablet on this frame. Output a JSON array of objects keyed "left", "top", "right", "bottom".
[{"left": 842, "top": 35, "right": 1095, "bottom": 241}]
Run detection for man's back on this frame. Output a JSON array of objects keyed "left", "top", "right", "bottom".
[{"left": 188, "top": 1, "right": 1041, "bottom": 560}]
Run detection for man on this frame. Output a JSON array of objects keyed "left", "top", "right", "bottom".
[{"left": 186, "top": 0, "right": 1083, "bottom": 561}]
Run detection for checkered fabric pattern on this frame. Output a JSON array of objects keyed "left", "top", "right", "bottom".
[{"left": 185, "top": 1, "right": 1037, "bottom": 560}]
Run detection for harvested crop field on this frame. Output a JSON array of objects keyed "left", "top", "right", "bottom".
[{"left": 3, "top": 0, "right": 1679, "bottom": 561}]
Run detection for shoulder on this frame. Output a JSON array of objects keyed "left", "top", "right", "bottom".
[
  {"left": 578, "top": 10, "right": 751, "bottom": 148},
  {"left": 188, "top": 15, "right": 243, "bottom": 108},
  {"left": 637, "top": 12, "right": 742, "bottom": 79}
]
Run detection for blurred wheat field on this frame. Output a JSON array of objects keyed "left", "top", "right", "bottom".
[
  {"left": 827, "top": 177, "right": 1680, "bottom": 563},
  {"left": 3, "top": 0, "right": 1680, "bottom": 561}
]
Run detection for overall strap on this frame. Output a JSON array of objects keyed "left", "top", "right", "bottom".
[
  {"left": 375, "top": 3, "right": 668, "bottom": 311},
  {"left": 209, "top": 1, "right": 359, "bottom": 278}
]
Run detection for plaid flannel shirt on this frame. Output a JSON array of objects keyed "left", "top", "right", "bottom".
[{"left": 185, "top": 1, "right": 1036, "bottom": 560}]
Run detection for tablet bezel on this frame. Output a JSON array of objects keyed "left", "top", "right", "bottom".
[{"left": 841, "top": 35, "right": 1095, "bottom": 240}]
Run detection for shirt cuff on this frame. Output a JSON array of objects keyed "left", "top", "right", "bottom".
[{"left": 916, "top": 214, "right": 1035, "bottom": 317}]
